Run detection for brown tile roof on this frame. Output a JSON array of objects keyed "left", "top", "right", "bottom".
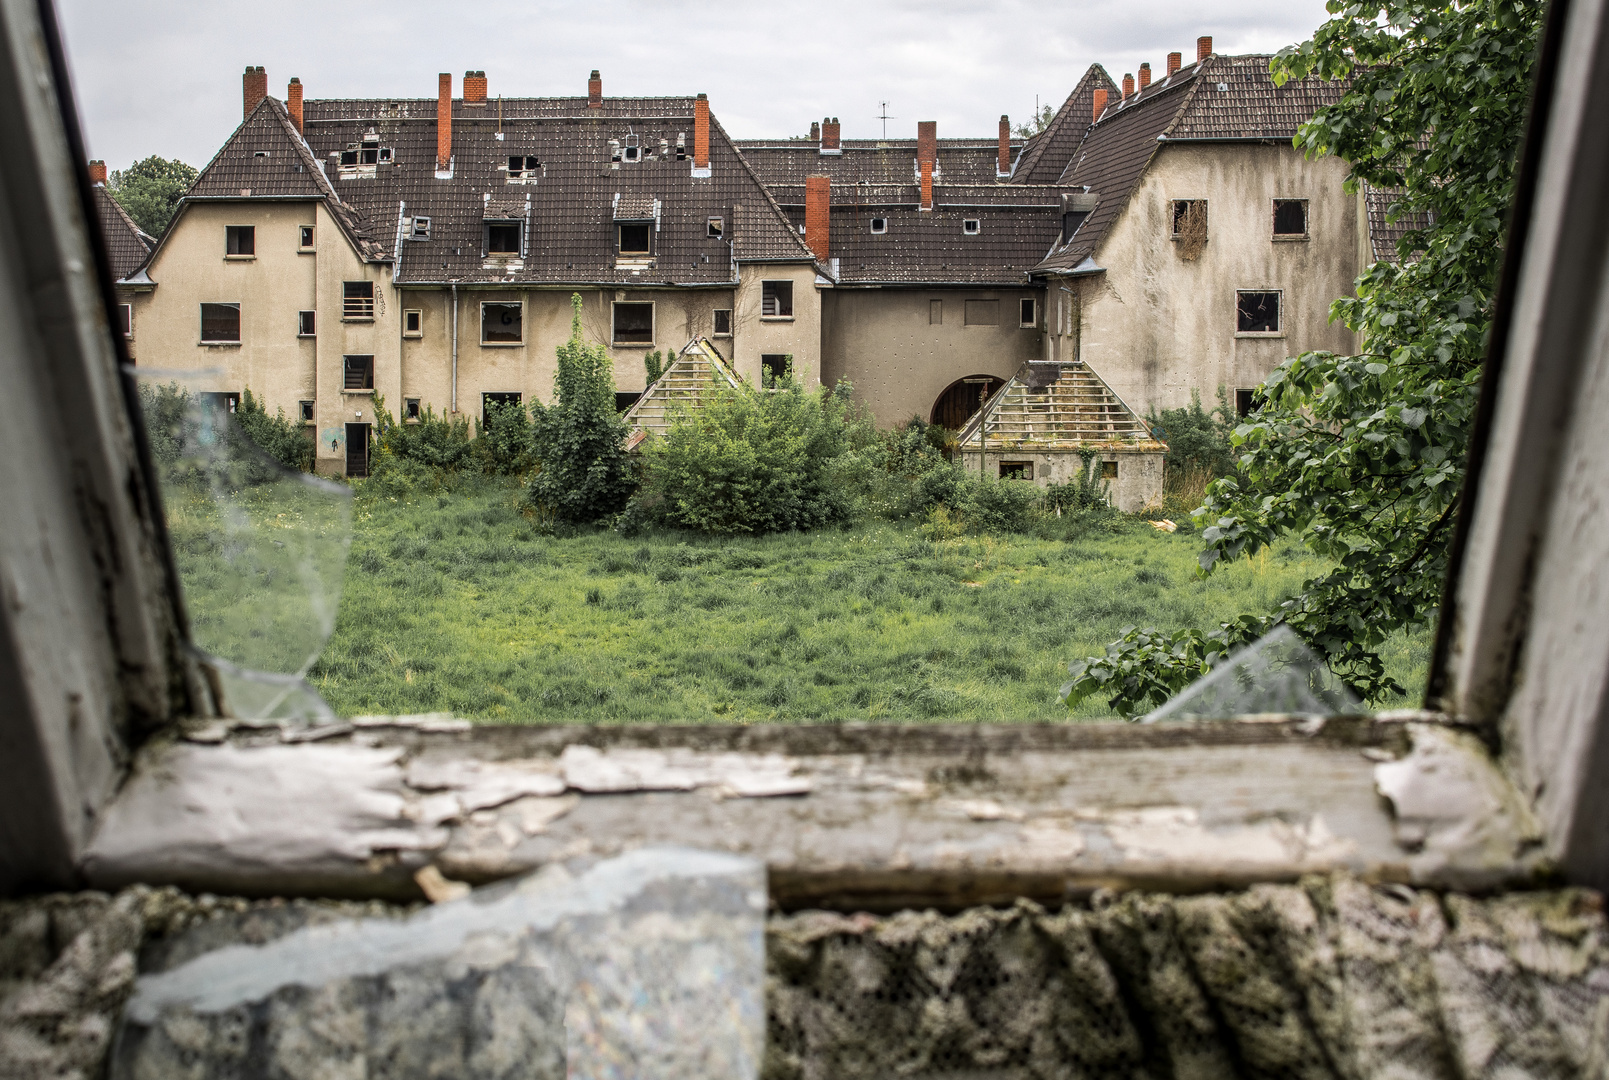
[
  {"left": 298, "top": 96, "right": 811, "bottom": 284},
  {"left": 733, "top": 138, "right": 1012, "bottom": 187},
  {"left": 1164, "top": 54, "right": 1348, "bottom": 141},
  {"left": 187, "top": 96, "right": 335, "bottom": 202},
  {"left": 92, "top": 184, "right": 153, "bottom": 280},
  {"left": 1010, "top": 66, "right": 1118, "bottom": 184},
  {"left": 1364, "top": 183, "right": 1430, "bottom": 263}
]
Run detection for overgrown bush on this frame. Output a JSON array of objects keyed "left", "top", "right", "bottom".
[
  {"left": 477, "top": 399, "right": 535, "bottom": 475},
  {"left": 137, "top": 381, "right": 310, "bottom": 479},
  {"left": 528, "top": 294, "right": 635, "bottom": 523},
  {"left": 234, "top": 388, "right": 314, "bottom": 473}
]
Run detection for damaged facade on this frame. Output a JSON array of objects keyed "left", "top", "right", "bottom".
[{"left": 117, "top": 40, "right": 1385, "bottom": 494}]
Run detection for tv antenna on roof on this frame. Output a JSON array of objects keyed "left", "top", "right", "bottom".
[{"left": 877, "top": 101, "right": 895, "bottom": 139}]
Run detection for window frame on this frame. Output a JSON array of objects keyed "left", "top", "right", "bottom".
[
  {"left": 712, "top": 308, "right": 732, "bottom": 337},
  {"left": 198, "top": 302, "right": 240, "bottom": 344},
  {"left": 1170, "top": 199, "right": 1207, "bottom": 237},
  {"left": 403, "top": 309, "right": 423, "bottom": 338},
  {"left": 707, "top": 216, "right": 724, "bottom": 239},
  {"left": 342, "top": 281, "right": 375, "bottom": 321},
  {"left": 612, "top": 301, "right": 655, "bottom": 347},
  {"left": 869, "top": 217, "right": 888, "bottom": 234},
  {"left": 342, "top": 354, "right": 375, "bottom": 392},
  {"left": 117, "top": 302, "right": 132, "bottom": 339},
  {"left": 760, "top": 354, "right": 790, "bottom": 388},
  {"left": 1272, "top": 198, "right": 1309, "bottom": 240},
  {"left": 999, "top": 460, "right": 1033, "bottom": 480},
  {"left": 930, "top": 299, "right": 943, "bottom": 326},
  {"left": 760, "top": 280, "right": 794, "bottom": 320},
  {"left": 480, "top": 301, "right": 524, "bottom": 346},
  {"left": 409, "top": 217, "right": 431, "bottom": 241},
  {"left": 298, "top": 225, "right": 315, "bottom": 251},
  {"left": 224, "top": 224, "right": 255, "bottom": 258},
  {"left": 297, "top": 310, "right": 316, "bottom": 338},
  {"left": 962, "top": 219, "right": 981, "bottom": 235},
  {"left": 1019, "top": 298, "right": 1037, "bottom": 328},
  {"left": 617, "top": 222, "right": 652, "bottom": 256},
  {"left": 298, "top": 400, "right": 315, "bottom": 424},
  {"left": 404, "top": 398, "right": 421, "bottom": 422},
  {"left": 481, "top": 391, "right": 523, "bottom": 428},
  {"left": 1235, "top": 289, "right": 1283, "bottom": 336},
  {"left": 485, "top": 220, "right": 523, "bottom": 258}
]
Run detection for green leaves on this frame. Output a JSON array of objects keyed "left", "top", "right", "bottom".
[{"left": 108, "top": 155, "right": 197, "bottom": 236}]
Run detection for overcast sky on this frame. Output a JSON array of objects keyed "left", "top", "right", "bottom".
[{"left": 58, "top": 0, "right": 1335, "bottom": 171}]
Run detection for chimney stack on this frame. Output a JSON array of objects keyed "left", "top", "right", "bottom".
[
  {"left": 1197, "top": 36, "right": 1213, "bottom": 62},
  {"left": 1122, "top": 73, "right": 1135, "bottom": 100},
  {"left": 821, "top": 117, "right": 840, "bottom": 153},
  {"left": 1092, "top": 87, "right": 1108, "bottom": 122},
  {"left": 917, "top": 120, "right": 937, "bottom": 172},
  {"left": 87, "top": 160, "right": 106, "bottom": 185},
  {"left": 436, "top": 73, "right": 453, "bottom": 171},
  {"left": 243, "top": 65, "right": 266, "bottom": 120},
  {"left": 588, "top": 70, "right": 602, "bottom": 108},
  {"left": 810, "top": 121, "right": 820, "bottom": 141},
  {"left": 805, "top": 175, "right": 831, "bottom": 259},
  {"left": 287, "top": 77, "right": 303, "bottom": 134},
  {"left": 464, "top": 71, "right": 487, "bottom": 105},
  {"left": 1167, "top": 52, "right": 1182, "bottom": 75},
  {"left": 920, "top": 158, "right": 933, "bottom": 212},
  {"left": 998, "top": 115, "right": 1011, "bottom": 175},
  {"left": 1139, "top": 63, "right": 1152, "bottom": 90},
  {"left": 694, "top": 93, "right": 710, "bottom": 168}
]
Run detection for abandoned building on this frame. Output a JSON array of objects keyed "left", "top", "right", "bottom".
[{"left": 116, "top": 42, "right": 1377, "bottom": 499}]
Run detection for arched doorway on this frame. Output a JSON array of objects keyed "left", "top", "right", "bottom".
[{"left": 930, "top": 375, "right": 1005, "bottom": 431}]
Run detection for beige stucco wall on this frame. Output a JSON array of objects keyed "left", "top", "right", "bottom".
[
  {"left": 732, "top": 262, "right": 822, "bottom": 387},
  {"left": 958, "top": 448, "right": 1163, "bottom": 513},
  {"left": 821, "top": 287, "right": 1044, "bottom": 427},
  {"left": 1051, "top": 143, "right": 1361, "bottom": 416}
]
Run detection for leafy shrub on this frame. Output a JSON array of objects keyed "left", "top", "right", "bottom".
[
  {"left": 528, "top": 294, "right": 635, "bottom": 523},
  {"left": 476, "top": 399, "right": 535, "bottom": 475},
  {"left": 958, "top": 476, "right": 1040, "bottom": 534},
  {"left": 1148, "top": 390, "right": 1234, "bottom": 482},
  {"left": 369, "top": 398, "right": 475, "bottom": 493},
  {"left": 234, "top": 388, "right": 313, "bottom": 472},
  {"left": 137, "top": 381, "right": 310, "bottom": 480}
]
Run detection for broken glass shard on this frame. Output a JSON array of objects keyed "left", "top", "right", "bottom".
[
  {"left": 135, "top": 370, "right": 351, "bottom": 719},
  {"left": 1144, "top": 624, "right": 1362, "bottom": 722},
  {"left": 111, "top": 848, "right": 766, "bottom": 1080}
]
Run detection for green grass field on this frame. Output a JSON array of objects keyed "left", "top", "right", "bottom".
[{"left": 305, "top": 478, "right": 1430, "bottom": 722}]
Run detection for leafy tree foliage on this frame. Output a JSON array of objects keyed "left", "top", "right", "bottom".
[
  {"left": 1065, "top": 0, "right": 1543, "bottom": 715},
  {"left": 109, "top": 155, "right": 197, "bottom": 236},
  {"left": 527, "top": 294, "right": 634, "bottom": 523},
  {"left": 1148, "top": 390, "right": 1235, "bottom": 481},
  {"left": 1012, "top": 103, "right": 1057, "bottom": 139},
  {"left": 234, "top": 388, "right": 313, "bottom": 472}
]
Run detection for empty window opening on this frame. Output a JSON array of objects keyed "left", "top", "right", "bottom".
[
  {"left": 117, "top": 303, "right": 132, "bottom": 338},
  {"left": 761, "top": 280, "right": 793, "bottom": 318},
  {"left": 613, "top": 302, "right": 654, "bottom": 344},
  {"left": 225, "top": 225, "right": 254, "bottom": 256},
  {"left": 506, "top": 155, "right": 541, "bottom": 179},
  {"left": 409, "top": 217, "right": 431, "bottom": 240},
  {"left": 482, "top": 302, "right": 523, "bottom": 344},
  {"left": 869, "top": 217, "right": 888, "bottom": 234},
  {"left": 622, "top": 134, "right": 641, "bottom": 163},
  {"left": 617, "top": 223, "right": 651, "bottom": 255},
  {"left": 1000, "top": 461, "right": 1033, "bottom": 480},
  {"left": 615, "top": 392, "right": 642, "bottom": 413},
  {"left": 404, "top": 310, "right": 422, "bottom": 337},
  {"left": 199, "top": 302, "right": 240, "bottom": 342},
  {"left": 486, "top": 221, "right": 522, "bottom": 255},
  {"left": 713, "top": 308, "right": 732, "bottom": 336},
  {"left": 1172, "top": 199, "right": 1208, "bottom": 260},
  {"left": 1101, "top": 460, "right": 1119, "bottom": 479},
  {"left": 482, "top": 392, "right": 522, "bottom": 427},
  {"left": 707, "top": 216, "right": 724, "bottom": 238},
  {"left": 1237, "top": 291, "right": 1282, "bottom": 333},
  {"left": 1235, "top": 388, "right": 1259, "bottom": 417},
  {"left": 962, "top": 219, "right": 981, "bottom": 235},
  {"left": 299, "top": 225, "right": 315, "bottom": 249},
  {"left": 761, "top": 354, "right": 790, "bottom": 387},
  {"left": 299, "top": 400, "right": 314, "bottom": 423},
  {"left": 1019, "top": 298, "right": 1037, "bottom": 327},
  {"left": 297, "top": 310, "right": 315, "bottom": 337},
  {"left": 964, "top": 299, "right": 1000, "bottom": 326},
  {"left": 1062, "top": 209, "right": 1089, "bottom": 242},
  {"left": 343, "top": 281, "right": 374, "bottom": 320},
  {"left": 345, "top": 422, "right": 370, "bottom": 477},
  {"left": 1273, "top": 199, "right": 1308, "bottom": 237},
  {"left": 343, "top": 354, "right": 375, "bottom": 391},
  {"left": 201, "top": 391, "right": 240, "bottom": 414},
  {"left": 930, "top": 299, "right": 943, "bottom": 325},
  {"left": 404, "top": 398, "right": 421, "bottom": 421},
  {"left": 253, "top": 150, "right": 270, "bottom": 159}
]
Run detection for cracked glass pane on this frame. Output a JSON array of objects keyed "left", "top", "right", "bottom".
[
  {"left": 135, "top": 369, "right": 351, "bottom": 719},
  {"left": 1144, "top": 624, "right": 1362, "bottom": 722}
]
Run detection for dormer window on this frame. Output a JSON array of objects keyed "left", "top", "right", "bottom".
[
  {"left": 338, "top": 141, "right": 391, "bottom": 176},
  {"left": 618, "top": 223, "right": 651, "bottom": 255},
  {"left": 707, "top": 216, "right": 724, "bottom": 238},
  {"left": 486, "top": 221, "right": 522, "bottom": 256},
  {"left": 963, "top": 219, "right": 981, "bottom": 235},
  {"left": 409, "top": 216, "right": 431, "bottom": 240},
  {"left": 622, "top": 134, "right": 641, "bottom": 163},
  {"left": 507, "top": 156, "right": 541, "bottom": 180}
]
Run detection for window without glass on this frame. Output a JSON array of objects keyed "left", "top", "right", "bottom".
[
  {"left": 199, "top": 302, "right": 240, "bottom": 342},
  {"left": 964, "top": 299, "right": 999, "bottom": 326},
  {"left": 297, "top": 310, "right": 315, "bottom": 337},
  {"left": 405, "top": 398, "right": 420, "bottom": 421},
  {"left": 481, "top": 302, "right": 522, "bottom": 344},
  {"left": 963, "top": 219, "right": 981, "bottom": 235},
  {"left": 870, "top": 217, "right": 887, "bottom": 234},
  {"left": 486, "top": 221, "right": 522, "bottom": 256},
  {"left": 409, "top": 217, "right": 431, "bottom": 240},
  {"left": 1235, "top": 388, "right": 1258, "bottom": 416},
  {"left": 201, "top": 391, "right": 239, "bottom": 413},
  {"left": 930, "top": 299, "right": 943, "bottom": 325},
  {"left": 617, "top": 223, "right": 651, "bottom": 255},
  {"left": 1171, "top": 200, "right": 1207, "bottom": 235},
  {"left": 761, "top": 281, "right": 793, "bottom": 318},
  {"left": 713, "top": 308, "right": 732, "bottom": 336},
  {"left": 1000, "top": 461, "right": 1033, "bottom": 480},
  {"left": 1019, "top": 298, "right": 1037, "bottom": 327},
  {"left": 1101, "top": 460, "right": 1119, "bottom": 479},
  {"left": 1236, "top": 291, "right": 1281, "bottom": 333},
  {"left": 615, "top": 392, "right": 642, "bottom": 412},
  {"left": 1273, "top": 199, "right": 1308, "bottom": 237},
  {"left": 117, "top": 303, "right": 131, "bottom": 337},
  {"left": 707, "top": 217, "right": 724, "bottom": 238},
  {"left": 299, "top": 400, "right": 314, "bottom": 422},
  {"left": 761, "top": 354, "right": 789, "bottom": 387},
  {"left": 225, "top": 225, "right": 254, "bottom": 256},
  {"left": 299, "top": 225, "right": 315, "bottom": 250},
  {"left": 343, "top": 281, "right": 374, "bottom": 320},
  {"left": 343, "top": 354, "right": 374, "bottom": 391},
  {"left": 506, "top": 155, "right": 541, "bottom": 179},
  {"left": 613, "top": 302, "right": 654, "bottom": 344},
  {"left": 482, "top": 392, "right": 521, "bottom": 426},
  {"left": 404, "top": 310, "right": 422, "bottom": 337}
]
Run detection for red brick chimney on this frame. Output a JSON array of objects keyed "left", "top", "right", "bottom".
[
  {"left": 588, "top": 70, "right": 602, "bottom": 109},
  {"left": 1122, "top": 73, "right": 1134, "bottom": 100},
  {"left": 1092, "top": 87, "right": 1108, "bottom": 122},
  {"left": 1167, "top": 52, "right": 1183, "bottom": 76},
  {"left": 436, "top": 73, "right": 452, "bottom": 171},
  {"left": 694, "top": 93, "right": 710, "bottom": 168},
  {"left": 810, "top": 121, "right": 820, "bottom": 141},
  {"left": 243, "top": 66, "right": 266, "bottom": 120},
  {"left": 821, "top": 117, "right": 840, "bottom": 153},
  {"left": 805, "top": 175, "right": 831, "bottom": 259},
  {"left": 464, "top": 71, "right": 487, "bottom": 105},
  {"left": 87, "top": 160, "right": 106, "bottom": 185},
  {"left": 917, "top": 119, "right": 936, "bottom": 168},
  {"left": 998, "top": 115, "right": 1011, "bottom": 175},
  {"left": 287, "top": 77, "right": 303, "bottom": 134},
  {"left": 1197, "top": 36, "right": 1213, "bottom": 62},
  {"left": 920, "top": 157, "right": 933, "bottom": 211},
  {"left": 1139, "top": 63, "right": 1152, "bottom": 90}
]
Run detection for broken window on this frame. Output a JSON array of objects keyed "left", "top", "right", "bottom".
[
  {"left": 343, "top": 281, "right": 374, "bottom": 320},
  {"left": 404, "top": 310, "right": 422, "bottom": 337},
  {"left": 225, "top": 225, "right": 254, "bottom": 256},
  {"left": 617, "top": 223, "right": 651, "bottom": 255},
  {"left": 964, "top": 299, "right": 999, "bottom": 326},
  {"left": 482, "top": 392, "right": 522, "bottom": 427},
  {"left": 1235, "top": 388, "right": 1258, "bottom": 417},
  {"left": 930, "top": 299, "right": 943, "bottom": 325},
  {"left": 200, "top": 391, "right": 239, "bottom": 413},
  {"left": 486, "top": 221, "right": 522, "bottom": 256},
  {"left": 1273, "top": 199, "right": 1308, "bottom": 237},
  {"left": 707, "top": 216, "right": 726, "bottom": 239},
  {"left": 507, "top": 156, "right": 541, "bottom": 179},
  {"left": 761, "top": 354, "right": 790, "bottom": 387},
  {"left": 713, "top": 308, "right": 732, "bottom": 336},
  {"left": 199, "top": 302, "right": 240, "bottom": 342},
  {"left": 482, "top": 302, "right": 523, "bottom": 344},
  {"left": 613, "top": 302, "right": 654, "bottom": 344},
  {"left": 761, "top": 280, "right": 793, "bottom": 318},
  {"left": 622, "top": 134, "right": 641, "bottom": 163},
  {"left": 1236, "top": 291, "right": 1281, "bottom": 333},
  {"left": 118, "top": 303, "right": 132, "bottom": 338},
  {"left": 343, "top": 354, "right": 374, "bottom": 391},
  {"left": 1101, "top": 460, "right": 1119, "bottom": 479},
  {"left": 297, "top": 310, "right": 315, "bottom": 337},
  {"left": 299, "top": 225, "right": 315, "bottom": 250},
  {"left": 299, "top": 400, "right": 314, "bottom": 422},
  {"left": 870, "top": 217, "right": 888, "bottom": 234},
  {"left": 405, "top": 398, "right": 420, "bottom": 421},
  {"left": 1019, "top": 298, "right": 1037, "bottom": 327},
  {"left": 963, "top": 219, "right": 981, "bottom": 235},
  {"left": 409, "top": 217, "right": 431, "bottom": 240},
  {"left": 1172, "top": 199, "right": 1208, "bottom": 260},
  {"left": 999, "top": 461, "right": 1033, "bottom": 480}
]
